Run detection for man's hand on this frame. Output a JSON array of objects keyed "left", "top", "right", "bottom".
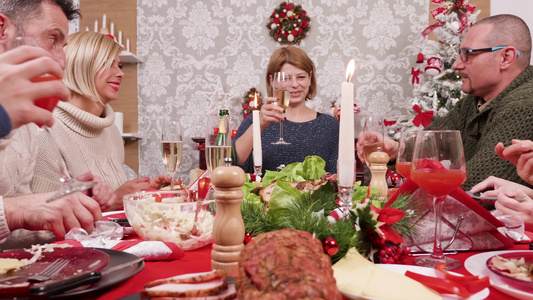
[
  {"left": 0, "top": 46, "right": 69, "bottom": 129},
  {"left": 4, "top": 192, "right": 102, "bottom": 240}
]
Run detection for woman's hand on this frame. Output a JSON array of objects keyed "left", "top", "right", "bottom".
[
  {"left": 259, "top": 97, "right": 285, "bottom": 129},
  {"left": 494, "top": 192, "right": 533, "bottom": 232},
  {"left": 112, "top": 178, "right": 152, "bottom": 210},
  {"left": 76, "top": 172, "right": 115, "bottom": 212},
  {"left": 470, "top": 176, "right": 533, "bottom": 199},
  {"left": 150, "top": 174, "right": 171, "bottom": 189},
  {"left": 495, "top": 140, "right": 533, "bottom": 185}
]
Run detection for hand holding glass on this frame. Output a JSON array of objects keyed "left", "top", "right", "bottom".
[
  {"left": 361, "top": 115, "right": 385, "bottom": 165},
  {"left": 161, "top": 120, "right": 183, "bottom": 190},
  {"left": 1, "top": 37, "right": 96, "bottom": 201},
  {"left": 271, "top": 72, "right": 290, "bottom": 145},
  {"left": 410, "top": 130, "right": 466, "bottom": 270}
]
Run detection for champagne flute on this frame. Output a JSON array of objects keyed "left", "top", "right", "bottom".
[
  {"left": 361, "top": 115, "right": 385, "bottom": 166},
  {"left": 410, "top": 130, "right": 466, "bottom": 270},
  {"left": 161, "top": 120, "right": 183, "bottom": 190},
  {"left": 395, "top": 131, "right": 418, "bottom": 178},
  {"left": 205, "top": 114, "right": 232, "bottom": 174},
  {"left": 271, "top": 72, "right": 290, "bottom": 145},
  {"left": 1, "top": 37, "right": 96, "bottom": 201}
]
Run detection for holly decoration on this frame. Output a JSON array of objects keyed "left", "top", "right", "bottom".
[
  {"left": 266, "top": 2, "right": 311, "bottom": 45},
  {"left": 322, "top": 237, "right": 339, "bottom": 256},
  {"left": 244, "top": 232, "right": 253, "bottom": 244},
  {"left": 242, "top": 87, "right": 262, "bottom": 119}
]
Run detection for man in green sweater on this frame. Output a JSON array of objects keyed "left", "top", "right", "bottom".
[{"left": 357, "top": 14, "right": 533, "bottom": 190}]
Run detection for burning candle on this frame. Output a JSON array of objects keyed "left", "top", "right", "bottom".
[
  {"left": 338, "top": 59, "right": 356, "bottom": 186},
  {"left": 94, "top": 20, "right": 98, "bottom": 32},
  {"left": 110, "top": 22, "right": 114, "bottom": 37},
  {"left": 102, "top": 14, "right": 106, "bottom": 29},
  {"left": 252, "top": 93, "right": 262, "bottom": 168}
]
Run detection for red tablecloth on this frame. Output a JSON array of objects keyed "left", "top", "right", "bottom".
[{"left": 91, "top": 234, "right": 532, "bottom": 300}]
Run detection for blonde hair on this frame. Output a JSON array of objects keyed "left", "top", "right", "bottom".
[
  {"left": 266, "top": 46, "right": 317, "bottom": 99},
  {"left": 63, "top": 31, "right": 123, "bottom": 103}
]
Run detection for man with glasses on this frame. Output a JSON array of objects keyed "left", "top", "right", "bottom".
[{"left": 357, "top": 14, "right": 533, "bottom": 190}]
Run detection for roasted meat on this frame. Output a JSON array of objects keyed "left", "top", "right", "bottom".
[
  {"left": 236, "top": 229, "right": 342, "bottom": 300},
  {"left": 252, "top": 179, "right": 329, "bottom": 206}
]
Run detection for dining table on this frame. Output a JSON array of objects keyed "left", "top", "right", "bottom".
[{"left": 85, "top": 231, "right": 533, "bottom": 300}]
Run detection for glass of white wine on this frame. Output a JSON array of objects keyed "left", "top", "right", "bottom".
[
  {"left": 161, "top": 119, "right": 183, "bottom": 190},
  {"left": 271, "top": 71, "right": 291, "bottom": 145},
  {"left": 205, "top": 114, "right": 232, "bottom": 174},
  {"left": 361, "top": 115, "right": 385, "bottom": 166}
]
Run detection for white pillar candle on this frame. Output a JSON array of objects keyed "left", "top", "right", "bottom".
[
  {"left": 110, "top": 22, "right": 114, "bottom": 37},
  {"left": 94, "top": 20, "right": 98, "bottom": 32},
  {"left": 126, "top": 38, "right": 130, "bottom": 52},
  {"left": 103, "top": 14, "right": 106, "bottom": 29},
  {"left": 253, "top": 110, "right": 262, "bottom": 167},
  {"left": 338, "top": 59, "right": 356, "bottom": 186},
  {"left": 85, "top": 26, "right": 89, "bottom": 32},
  {"left": 118, "top": 31, "right": 122, "bottom": 45}
]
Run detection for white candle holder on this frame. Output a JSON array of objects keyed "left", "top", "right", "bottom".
[
  {"left": 253, "top": 165, "right": 262, "bottom": 179},
  {"left": 337, "top": 159, "right": 356, "bottom": 217}
]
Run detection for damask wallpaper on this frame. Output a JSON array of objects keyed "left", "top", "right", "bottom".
[{"left": 136, "top": 0, "right": 429, "bottom": 183}]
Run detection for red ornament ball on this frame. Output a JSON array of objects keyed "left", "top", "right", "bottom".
[
  {"left": 322, "top": 237, "right": 339, "bottom": 256},
  {"left": 386, "top": 169, "right": 404, "bottom": 188},
  {"left": 244, "top": 232, "right": 253, "bottom": 244}
]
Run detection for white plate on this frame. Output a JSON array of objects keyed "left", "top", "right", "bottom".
[
  {"left": 340, "top": 264, "right": 489, "bottom": 300},
  {"left": 465, "top": 250, "right": 533, "bottom": 300}
]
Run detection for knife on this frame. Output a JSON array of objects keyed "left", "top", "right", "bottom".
[{"left": 28, "top": 257, "right": 144, "bottom": 297}]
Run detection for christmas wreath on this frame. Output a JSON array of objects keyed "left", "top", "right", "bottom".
[
  {"left": 240, "top": 156, "right": 419, "bottom": 263},
  {"left": 266, "top": 1, "right": 311, "bottom": 45},
  {"left": 242, "top": 87, "right": 263, "bottom": 119}
]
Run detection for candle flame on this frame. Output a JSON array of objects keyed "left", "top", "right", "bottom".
[
  {"left": 345, "top": 59, "right": 355, "bottom": 82},
  {"left": 253, "top": 92, "right": 259, "bottom": 109}
]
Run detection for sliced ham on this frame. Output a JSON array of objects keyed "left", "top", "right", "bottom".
[
  {"left": 145, "top": 270, "right": 226, "bottom": 288},
  {"left": 148, "top": 283, "right": 236, "bottom": 300},
  {"left": 140, "top": 277, "right": 228, "bottom": 298}
]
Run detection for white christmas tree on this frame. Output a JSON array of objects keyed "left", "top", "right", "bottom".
[{"left": 391, "top": 0, "right": 480, "bottom": 138}]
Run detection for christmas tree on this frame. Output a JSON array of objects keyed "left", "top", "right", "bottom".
[{"left": 391, "top": 0, "right": 480, "bottom": 138}]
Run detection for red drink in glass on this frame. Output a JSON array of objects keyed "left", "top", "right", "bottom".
[
  {"left": 411, "top": 168, "right": 466, "bottom": 198},
  {"left": 395, "top": 161, "right": 411, "bottom": 178},
  {"left": 31, "top": 75, "right": 61, "bottom": 112}
]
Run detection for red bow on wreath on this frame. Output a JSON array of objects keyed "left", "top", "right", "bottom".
[{"left": 412, "top": 105, "right": 434, "bottom": 128}]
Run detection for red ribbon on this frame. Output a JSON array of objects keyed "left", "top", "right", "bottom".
[
  {"left": 411, "top": 68, "right": 420, "bottom": 85},
  {"left": 383, "top": 119, "right": 396, "bottom": 126},
  {"left": 412, "top": 105, "right": 434, "bottom": 128},
  {"left": 422, "top": 20, "right": 444, "bottom": 37}
]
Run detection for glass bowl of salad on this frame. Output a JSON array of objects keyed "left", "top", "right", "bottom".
[{"left": 123, "top": 190, "right": 216, "bottom": 251}]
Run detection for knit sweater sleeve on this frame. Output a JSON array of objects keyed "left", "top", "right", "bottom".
[
  {"left": 463, "top": 100, "right": 533, "bottom": 189},
  {"left": 0, "top": 197, "right": 11, "bottom": 242},
  {"left": 30, "top": 128, "right": 62, "bottom": 193}
]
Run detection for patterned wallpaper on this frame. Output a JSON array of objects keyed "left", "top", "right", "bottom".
[{"left": 136, "top": 0, "right": 429, "bottom": 183}]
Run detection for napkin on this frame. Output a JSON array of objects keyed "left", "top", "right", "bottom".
[
  {"left": 55, "top": 221, "right": 185, "bottom": 261},
  {"left": 387, "top": 178, "right": 514, "bottom": 252}
]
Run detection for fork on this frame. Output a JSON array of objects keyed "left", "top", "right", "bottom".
[
  {"left": 0, "top": 258, "right": 69, "bottom": 284},
  {"left": 28, "top": 258, "right": 69, "bottom": 282}
]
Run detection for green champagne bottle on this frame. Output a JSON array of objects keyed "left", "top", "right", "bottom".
[{"left": 215, "top": 109, "right": 229, "bottom": 146}]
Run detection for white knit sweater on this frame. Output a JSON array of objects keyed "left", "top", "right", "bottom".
[{"left": 31, "top": 101, "right": 127, "bottom": 193}]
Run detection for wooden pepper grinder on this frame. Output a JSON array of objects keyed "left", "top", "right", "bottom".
[
  {"left": 368, "top": 147, "right": 389, "bottom": 200},
  {"left": 211, "top": 161, "right": 245, "bottom": 277}
]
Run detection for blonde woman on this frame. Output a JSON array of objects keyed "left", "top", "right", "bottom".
[{"left": 31, "top": 31, "right": 167, "bottom": 210}]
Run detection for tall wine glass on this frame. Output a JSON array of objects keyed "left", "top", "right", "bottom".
[
  {"left": 271, "top": 72, "right": 290, "bottom": 145},
  {"left": 395, "top": 131, "right": 417, "bottom": 178},
  {"left": 361, "top": 115, "right": 385, "bottom": 166},
  {"left": 1, "top": 37, "right": 96, "bottom": 201},
  {"left": 410, "top": 130, "right": 466, "bottom": 270},
  {"left": 161, "top": 120, "right": 183, "bottom": 190},
  {"left": 205, "top": 114, "right": 232, "bottom": 174}
]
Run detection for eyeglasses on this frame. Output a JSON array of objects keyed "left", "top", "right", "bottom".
[{"left": 458, "top": 46, "right": 521, "bottom": 62}]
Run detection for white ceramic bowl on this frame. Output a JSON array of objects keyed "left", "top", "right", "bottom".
[{"left": 123, "top": 190, "right": 215, "bottom": 251}]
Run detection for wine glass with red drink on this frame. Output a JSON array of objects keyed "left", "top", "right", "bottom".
[
  {"left": 2, "top": 37, "right": 96, "bottom": 201},
  {"left": 410, "top": 130, "right": 466, "bottom": 270},
  {"left": 395, "top": 131, "right": 417, "bottom": 178}
]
